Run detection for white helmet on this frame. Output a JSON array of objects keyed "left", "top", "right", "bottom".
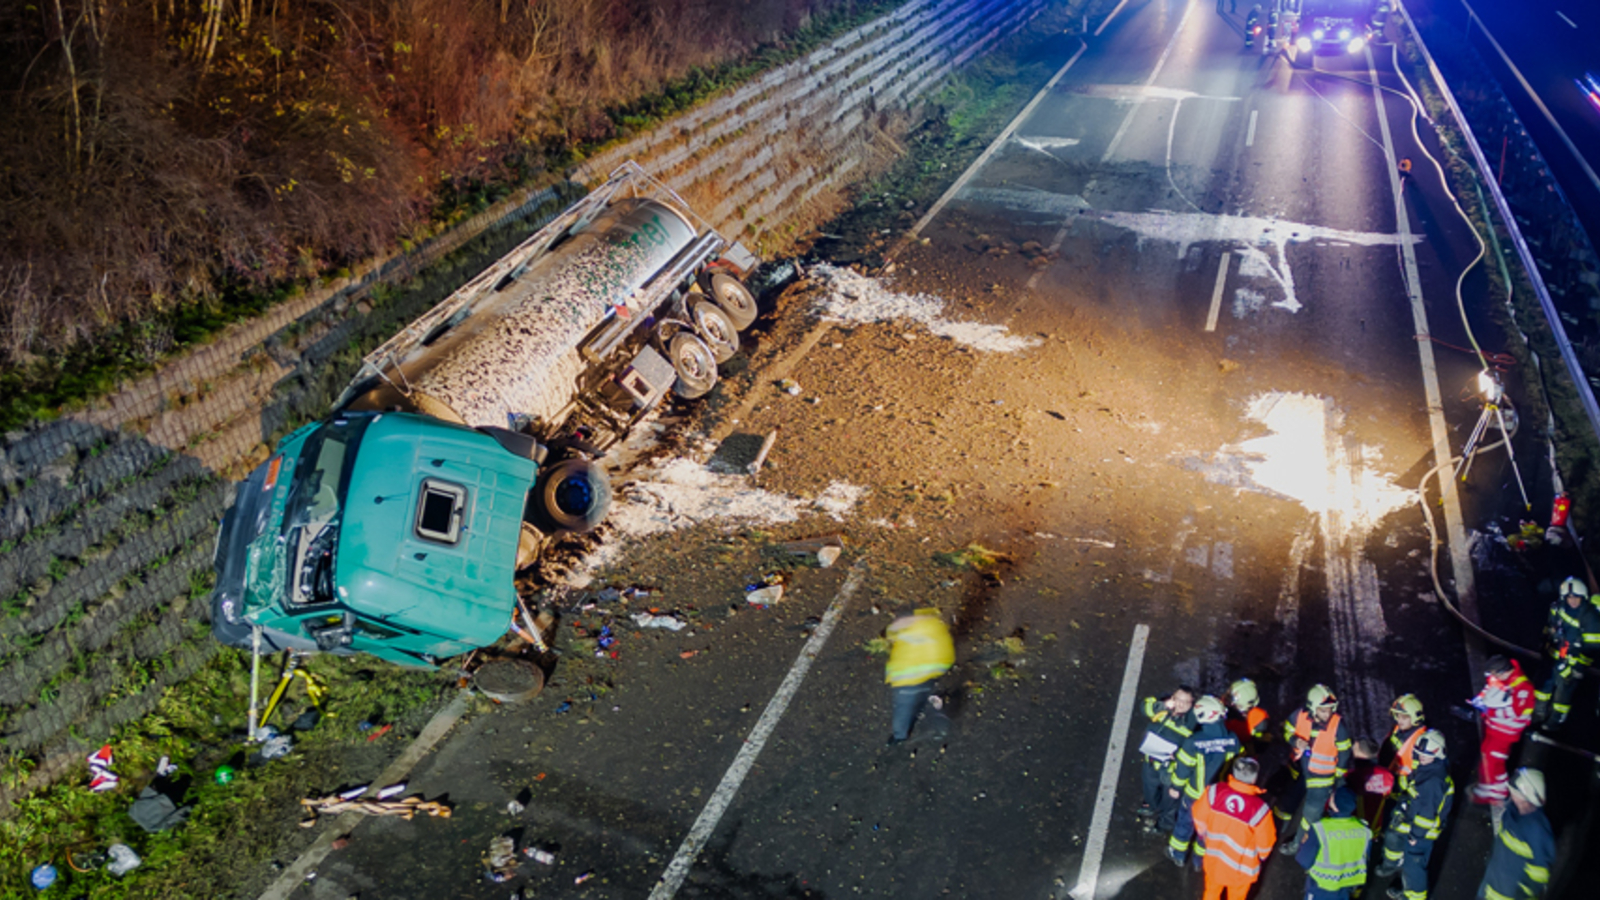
[
  {"left": 1509, "top": 768, "right": 1546, "bottom": 806},
  {"left": 1195, "top": 695, "right": 1227, "bottom": 724},
  {"left": 1415, "top": 729, "right": 1446, "bottom": 761},
  {"left": 1228, "top": 678, "right": 1259, "bottom": 710},
  {"left": 1559, "top": 577, "right": 1588, "bottom": 600}
]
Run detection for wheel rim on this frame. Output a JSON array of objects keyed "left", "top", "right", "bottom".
[{"left": 694, "top": 304, "right": 738, "bottom": 362}]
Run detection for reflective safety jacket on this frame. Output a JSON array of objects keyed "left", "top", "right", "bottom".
[
  {"left": 884, "top": 609, "right": 954, "bottom": 687},
  {"left": 1285, "top": 710, "right": 1352, "bottom": 789},
  {"left": 1139, "top": 696, "right": 1198, "bottom": 769},
  {"left": 1225, "top": 705, "right": 1270, "bottom": 749},
  {"left": 1389, "top": 758, "right": 1454, "bottom": 843},
  {"left": 1546, "top": 598, "right": 1600, "bottom": 664},
  {"left": 1296, "top": 814, "right": 1372, "bottom": 891},
  {"left": 1171, "top": 720, "right": 1241, "bottom": 800},
  {"left": 1385, "top": 724, "right": 1425, "bottom": 795},
  {"left": 1480, "top": 804, "right": 1555, "bottom": 900},
  {"left": 1192, "top": 777, "right": 1277, "bottom": 886},
  {"left": 1475, "top": 660, "right": 1536, "bottom": 740}
]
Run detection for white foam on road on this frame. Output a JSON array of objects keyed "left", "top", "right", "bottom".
[{"left": 811, "top": 264, "right": 1042, "bottom": 353}]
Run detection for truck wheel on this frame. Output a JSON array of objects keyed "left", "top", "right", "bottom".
[
  {"left": 691, "top": 300, "right": 740, "bottom": 363},
  {"left": 704, "top": 272, "right": 758, "bottom": 330},
  {"left": 537, "top": 458, "right": 611, "bottom": 532},
  {"left": 669, "top": 333, "right": 718, "bottom": 399}
]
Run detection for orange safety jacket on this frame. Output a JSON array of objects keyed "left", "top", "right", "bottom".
[
  {"left": 1387, "top": 725, "right": 1423, "bottom": 794},
  {"left": 1287, "top": 710, "right": 1349, "bottom": 788},
  {"left": 1192, "top": 777, "right": 1277, "bottom": 886},
  {"left": 1226, "top": 706, "right": 1269, "bottom": 746}
]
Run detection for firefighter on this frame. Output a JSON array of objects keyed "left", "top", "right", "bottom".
[
  {"left": 1398, "top": 157, "right": 1414, "bottom": 182},
  {"left": 1245, "top": 5, "right": 1263, "bottom": 48},
  {"left": 1478, "top": 768, "right": 1555, "bottom": 900},
  {"left": 1167, "top": 696, "right": 1241, "bottom": 867},
  {"left": 1533, "top": 576, "right": 1600, "bottom": 730},
  {"left": 883, "top": 606, "right": 954, "bottom": 745},
  {"left": 1469, "top": 654, "right": 1535, "bottom": 805},
  {"left": 1382, "top": 693, "right": 1427, "bottom": 799},
  {"left": 1136, "top": 686, "right": 1197, "bottom": 831},
  {"left": 1191, "top": 756, "right": 1277, "bottom": 900},
  {"left": 1276, "top": 684, "right": 1352, "bottom": 853},
  {"left": 1295, "top": 785, "right": 1371, "bottom": 900},
  {"left": 1224, "top": 677, "right": 1270, "bottom": 754},
  {"left": 1375, "top": 729, "right": 1454, "bottom": 900}
]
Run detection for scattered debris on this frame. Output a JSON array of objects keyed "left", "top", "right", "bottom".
[
  {"left": 155, "top": 755, "right": 177, "bottom": 778},
  {"left": 749, "top": 427, "right": 781, "bottom": 475},
  {"left": 375, "top": 783, "right": 407, "bottom": 800},
  {"left": 575, "top": 870, "right": 596, "bottom": 885},
  {"left": 213, "top": 765, "right": 236, "bottom": 785},
  {"left": 366, "top": 723, "right": 395, "bottom": 741},
  {"left": 299, "top": 792, "right": 450, "bottom": 826},
  {"left": 87, "top": 744, "right": 118, "bottom": 793},
  {"left": 256, "top": 726, "right": 293, "bottom": 761},
  {"left": 524, "top": 847, "right": 557, "bottom": 865},
  {"left": 746, "top": 584, "right": 784, "bottom": 605},
  {"left": 776, "top": 533, "right": 844, "bottom": 567},
  {"left": 778, "top": 378, "right": 802, "bottom": 396},
  {"left": 507, "top": 800, "right": 525, "bottom": 816},
  {"left": 106, "top": 843, "right": 141, "bottom": 877},
  {"left": 130, "top": 786, "right": 192, "bottom": 833},
  {"left": 632, "top": 612, "right": 687, "bottom": 631},
  {"left": 484, "top": 835, "right": 518, "bottom": 883},
  {"left": 30, "top": 864, "right": 57, "bottom": 889},
  {"left": 679, "top": 650, "right": 700, "bottom": 659}
]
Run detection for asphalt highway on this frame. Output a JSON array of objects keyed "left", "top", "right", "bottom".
[{"left": 274, "top": 2, "right": 1597, "bottom": 899}]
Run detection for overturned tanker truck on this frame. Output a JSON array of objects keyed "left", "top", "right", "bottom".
[{"left": 209, "top": 162, "right": 760, "bottom": 667}]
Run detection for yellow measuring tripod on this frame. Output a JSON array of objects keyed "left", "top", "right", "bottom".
[{"left": 257, "top": 652, "right": 330, "bottom": 730}]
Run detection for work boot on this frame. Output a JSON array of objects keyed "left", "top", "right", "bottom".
[
  {"left": 1385, "top": 887, "right": 1404, "bottom": 900},
  {"left": 1277, "top": 838, "right": 1298, "bottom": 856},
  {"left": 1134, "top": 803, "right": 1155, "bottom": 821},
  {"left": 1374, "top": 860, "right": 1401, "bottom": 879}
]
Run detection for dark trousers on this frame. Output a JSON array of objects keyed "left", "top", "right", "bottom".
[
  {"left": 1142, "top": 757, "right": 1177, "bottom": 817},
  {"left": 890, "top": 681, "right": 933, "bottom": 740},
  {"left": 1277, "top": 769, "right": 1331, "bottom": 843},
  {"left": 1380, "top": 829, "right": 1435, "bottom": 899},
  {"left": 1303, "top": 881, "right": 1354, "bottom": 900}
]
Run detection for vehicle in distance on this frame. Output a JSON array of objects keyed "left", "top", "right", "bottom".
[
  {"left": 1287, "top": 0, "right": 1377, "bottom": 55},
  {"left": 209, "top": 162, "right": 759, "bottom": 667}
]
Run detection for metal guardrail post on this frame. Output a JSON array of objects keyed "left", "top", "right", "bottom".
[{"left": 1396, "top": 1, "right": 1600, "bottom": 443}]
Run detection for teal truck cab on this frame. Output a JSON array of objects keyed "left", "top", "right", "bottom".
[{"left": 210, "top": 163, "right": 759, "bottom": 667}]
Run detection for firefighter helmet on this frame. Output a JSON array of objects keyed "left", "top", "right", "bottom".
[
  {"left": 1559, "top": 576, "right": 1588, "bottom": 600},
  {"left": 1228, "top": 678, "right": 1259, "bottom": 710},
  {"left": 1306, "top": 684, "right": 1338, "bottom": 710},
  {"left": 1390, "top": 693, "right": 1425, "bottom": 724},
  {"left": 1195, "top": 695, "right": 1227, "bottom": 724},
  {"left": 1510, "top": 768, "right": 1546, "bottom": 806},
  {"left": 1415, "top": 729, "right": 1446, "bottom": 761}
]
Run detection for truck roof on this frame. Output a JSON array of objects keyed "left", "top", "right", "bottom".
[{"left": 335, "top": 413, "right": 536, "bottom": 650}]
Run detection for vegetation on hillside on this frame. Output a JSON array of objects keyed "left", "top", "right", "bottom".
[{"left": 0, "top": 0, "right": 881, "bottom": 382}]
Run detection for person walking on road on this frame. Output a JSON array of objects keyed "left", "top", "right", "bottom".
[
  {"left": 1277, "top": 684, "right": 1352, "bottom": 853},
  {"left": 1533, "top": 576, "right": 1600, "bottom": 730},
  {"left": 1469, "top": 655, "right": 1535, "bottom": 805},
  {"left": 1295, "top": 785, "right": 1371, "bottom": 900},
  {"left": 1478, "top": 768, "right": 1555, "bottom": 900},
  {"left": 1189, "top": 756, "right": 1277, "bottom": 900},
  {"left": 1167, "top": 696, "right": 1241, "bottom": 867},
  {"left": 1375, "top": 729, "right": 1454, "bottom": 900},
  {"left": 1136, "top": 685, "right": 1198, "bottom": 831},
  {"left": 883, "top": 606, "right": 953, "bottom": 746},
  {"left": 1224, "top": 678, "right": 1270, "bottom": 755},
  {"left": 1383, "top": 693, "right": 1427, "bottom": 799}
]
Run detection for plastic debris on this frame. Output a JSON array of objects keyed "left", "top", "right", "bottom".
[
  {"left": 338, "top": 785, "right": 369, "bottom": 800},
  {"left": 30, "top": 864, "right": 56, "bottom": 889},
  {"left": 107, "top": 843, "right": 142, "bottom": 876},
  {"left": 778, "top": 378, "right": 802, "bottom": 396},
  {"left": 746, "top": 584, "right": 784, "bottom": 605},
  {"left": 484, "top": 835, "right": 518, "bottom": 883},
  {"left": 258, "top": 726, "right": 293, "bottom": 760},
  {"left": 213, "top": 765, "right": 236, "bottom": 785},
  {"left": 507, "top": 800, "right": 525, "bottom": 816},
  {"left": 130, "top": 786, "right": 192, "bottom": 832},
  {"left": 524, "top": 847, "right": 557, "bottom": 865},
  {"left": 575, "top": 870, "right": 596, "bottom": 885},
  {"left": 632, "top": 612, "right": 687, "bottom": 631},
  {"left": 155, "top": 755, "right": 178, "bottom": 778},
  {"left": 87, "top": 744, "right": 119, "bottom": 792},
  {"left": 300, "top": 791, "right": 451, "bottom": 826},
  {"left": 556, "top": 701, "right": 573, "bottom": 713},
  {"left": 375, "top": 782, "right": 407, "bottom": 800}
]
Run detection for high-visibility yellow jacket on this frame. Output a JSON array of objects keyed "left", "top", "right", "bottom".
[{"left": 885, "top": 609, "right": 954, "bottom": 686}]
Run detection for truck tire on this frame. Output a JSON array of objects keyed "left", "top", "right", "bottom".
[
  {"left": 537, "top": 458, "right": 611, "bottom": 532},
  {"left": 704, "top": 272, "right": 758, "bottom": 330},
  {"left": 669, "top": 333, "right": 718, "bottom": 399},
  {"left": 691, "top": 299, "right": 740, "bottom": 363}
]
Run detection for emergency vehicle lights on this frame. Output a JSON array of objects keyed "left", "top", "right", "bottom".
[
  {"left": 1338, "top": 27, "right": 1352, "bottom": 40},
  {"left": 1312, "top": 27, "right": 1326, "bottom": 40},
  {"left": 1297, "top": 36, "right": 1312, "bottom": 52},
  {"left": 1347, "top": 37, "right": 1365, "bottom": 53}
]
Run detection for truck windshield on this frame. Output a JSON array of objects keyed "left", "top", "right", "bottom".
[{"left": 283, "top": 415, "right": 372, "bottom": 605}]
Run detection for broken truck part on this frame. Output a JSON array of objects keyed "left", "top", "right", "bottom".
[{"left": 209, "top": 162, "right": 760, "bottom": 667}]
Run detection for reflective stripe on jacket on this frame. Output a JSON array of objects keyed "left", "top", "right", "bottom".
[
  {"left": 1287, "top": 710, "right": 1351, "bottom": 787},
  {"left": 1170, "top": 721, "right": 1241, "bottom": 800},
  {"left": 1390, "top": 760, "right": 1453, "bottom": 842},
  {"left": 1192, "top": 778, "right": 1277, "bottom": 886},
  {"left": 884, "top": 609, "right": 954, "bottom": 686},
  {"left": 1480, "top": 804, "right": 1554, "bottom": 900},
  {"left": 1304, "top": 816, "right": 1371, "bottom": 891},
  {"left": 1388, "top": 725, "right": 1424, "bottom": 794},
  {"left": 1478, "top": 663, "right": 1535, "bottom": 739}
]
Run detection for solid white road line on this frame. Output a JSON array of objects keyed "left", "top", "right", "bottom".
[
  {"left": 1102, "top": 0, "right": 1198, "bottom": 164},
  {"left": 1246, "top": 109, "right": 1258, "bottom": 147},
  {"left": 905, "top": 41, "right": 1089, "bottom": 241},
  {"left": 648, "top": 564, "right": 866, "bottom": 899},
  {"left": 1096, "top": 0, "right": 1135, "bottom": 37},
  {"left": 1069, "top": 623, "right": 1151, "bottom": 900},
  {"left": 1205, "top": 251, "right": 1231, "bottom": 331},
  {"left": 1363, "top": 49, "right": 1482, "bottom": 670}
]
